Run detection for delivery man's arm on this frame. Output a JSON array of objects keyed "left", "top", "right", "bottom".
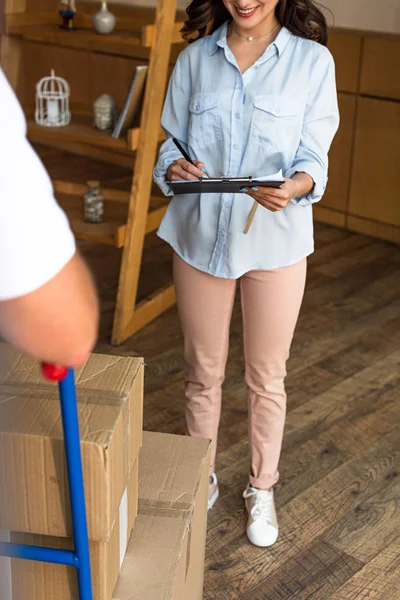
[
  {"left": 0, "top": 253, "right": 99, "bottom": 367},
  {"left": 0, "top": 69, "right": 99, "bottom": 366}
]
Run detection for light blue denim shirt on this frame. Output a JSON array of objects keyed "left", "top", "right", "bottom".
[{"left": 154, "top": 22, "right": 339, "bottom": 278}]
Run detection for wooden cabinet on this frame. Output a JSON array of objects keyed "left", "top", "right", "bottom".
[
  {"left": 320, "top": 93, "right": 357, "bottom": 213},
  {"left": 314, "top": 28, "right": 400, "bottom": 244},
  {"left": 349, "top": 97, "right": 400, "bottom": 227}
]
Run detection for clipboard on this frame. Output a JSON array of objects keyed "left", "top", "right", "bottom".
[{"left": 167, "top": 176, "right": 284, "bottom": 195}]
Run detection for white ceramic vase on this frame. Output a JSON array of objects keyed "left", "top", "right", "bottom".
[{"left": 93, "top": 2, "right": 116, "bottom": 35}]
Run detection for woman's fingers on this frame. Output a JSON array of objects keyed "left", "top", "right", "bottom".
[
  {"left": 170, "top": 164, "right": 199, "bottom": 181},
  {"left": 193, "top": 160, "right": 206, "bottom": 172},
  {"left": 185, "top": 161, "right": 205, "bottom": 179},
  {"left": 258, "top": 187, "right": 287, "bottom": 199},
  {"left": 246, "top": 190, "right": 287, "bottom": 212},
  {"left": 169, "top": 159, "right": 205, "bottom": 181}
]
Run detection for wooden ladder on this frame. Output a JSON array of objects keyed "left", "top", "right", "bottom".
[{"left": 1, "top": 0, "right": 184, "bottom": 344}]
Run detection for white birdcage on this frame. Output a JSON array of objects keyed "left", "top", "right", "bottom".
[{"left": 35, "top": 70, "right": 71, "bottom": 127}]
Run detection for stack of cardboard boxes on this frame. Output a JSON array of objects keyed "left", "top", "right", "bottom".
[
  {"left": 114, "top": 432, "right": 210, "bottom": 600},
  {"left": 0, "top": 344, "right": 210, "bottom": 600}
]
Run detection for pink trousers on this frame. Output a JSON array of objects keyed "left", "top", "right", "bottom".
[{"left": 173, "top": 253, "right": 307, "bottom": 490}]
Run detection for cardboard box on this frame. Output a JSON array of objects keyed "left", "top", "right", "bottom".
[
  {"left": 10, "top": 459, "right": 139, "bottom": 600},
  {"left": 113, "top": 432, "right": 211, "bottom": 600},
  {"left": 0, "top": 344, "right": 144, "bottom": 541}
]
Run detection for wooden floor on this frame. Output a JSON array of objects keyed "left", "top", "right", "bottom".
[{"left": 41, "top": 147, "right": 400, "bottom": 599}]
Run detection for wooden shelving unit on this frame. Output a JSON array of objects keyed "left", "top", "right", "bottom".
[{"left": 2, "top": 0, "right": 185, "bottom": 344}]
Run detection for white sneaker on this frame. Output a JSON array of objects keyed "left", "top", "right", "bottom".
[
  {"left": 243, "top": 484, "right": 279, "bottom": 547},
  {"left": 208, "top": 473, "right": 219, "bottom": 510}
]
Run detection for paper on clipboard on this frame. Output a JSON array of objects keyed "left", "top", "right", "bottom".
[{"left": 255, "top": 169, "right": 284, "bottom": 183}]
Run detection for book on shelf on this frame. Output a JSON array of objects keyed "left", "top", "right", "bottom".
[{"left": 112, "top": 66, "right": 148, "bottom": 138}]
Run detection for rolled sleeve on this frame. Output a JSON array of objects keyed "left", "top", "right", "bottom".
[
  {"left": 153, "top": 52, "right": 191, "bottom": 197},
  {"left": 287, "top": 46, "right": 340, "bottom": 206},
  {"left": 153, "top": 139, "right": 181, "bottom": 196}
]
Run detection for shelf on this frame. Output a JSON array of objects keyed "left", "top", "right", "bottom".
[
  {"left": 54, "top": 180, "right": 169, "bottom": 248},
  {"left": 28, "top": 116, "right": 131, "bottom": 151},
  {"left": 27, "top": 116, "right": 165, "bottom": 153},
  {"left": 70, "top": 217, "right": 127, "bottom": 248},
  {"left": 68, "top": 205, "right": 168, "bottom": 247},
  {"left": 9, "top": 23, "right": 141, "bottom": 54},
  {"left": 56, "top": 199, "right": 127, "bottom": 247},
  {"left": 7, "top": 20, "right": 185, "bottom": 55}
]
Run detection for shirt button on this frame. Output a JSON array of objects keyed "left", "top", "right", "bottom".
[
  {"left": 235, "top": 112, "right": 240, "bottom": 119},
  {"left": 224, "top": 201, "right": 230, "bottom": 208},
  {"left": 233, "top": 144, "right": 239, "bottom": 150}
]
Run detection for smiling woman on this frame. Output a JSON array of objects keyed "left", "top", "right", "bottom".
[
  {"left": 182, "top": 0, "right": 328, "bottom": 45},
  {"left": 153, "top": 0, "right": 339, "bottom": 550}
]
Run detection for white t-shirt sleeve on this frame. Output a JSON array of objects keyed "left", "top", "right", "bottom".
[{"left": 0, "top": 68, "right": 76, "bottom": 301}]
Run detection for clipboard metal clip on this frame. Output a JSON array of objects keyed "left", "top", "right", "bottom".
[{"left": 218, "top": 176, "right": 253, "bottom": 184}]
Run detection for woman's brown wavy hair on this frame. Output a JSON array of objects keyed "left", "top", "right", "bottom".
[{"left": 181, "top": 0, "right": 328, "bottom": 46}]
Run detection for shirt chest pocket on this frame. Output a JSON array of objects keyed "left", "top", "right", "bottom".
[
  {"left": 188, "top": 93, "right": 222, "bottom": 150},
  {"left": 249, "top": 95, "right": 303, "bottom": 152}
]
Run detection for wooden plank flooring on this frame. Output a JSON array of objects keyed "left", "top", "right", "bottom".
[{"left": 39, "top": 147, "right": 400, "bottom": 599}]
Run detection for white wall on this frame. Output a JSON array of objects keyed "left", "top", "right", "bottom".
[
  {"left": 98, "top": 0, "right": 400, "bottom": 34},
  {"left": 322, "top": 0, "right": 400, "bottom": 34}
]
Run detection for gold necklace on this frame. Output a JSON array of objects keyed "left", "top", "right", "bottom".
[{"left": 231, "top": 23, "right": 279, "bottom": 43}]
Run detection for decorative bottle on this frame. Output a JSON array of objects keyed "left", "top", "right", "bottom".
[
  {"left": 92, "top": 2, "right": 116, "bottom": 35},
  {"left": 84, "top": 181, "right": 104, "bottom": 223}
]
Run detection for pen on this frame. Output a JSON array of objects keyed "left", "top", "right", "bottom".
[
  {"left": 172, "top": 138, "right": 207, "bottom": 177},
  {"left": 172, "top": 138, "right": 195, "bottom": 166}
]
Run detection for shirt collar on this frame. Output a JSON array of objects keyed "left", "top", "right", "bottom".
[{"left": 208, "top": 21, "right": 292, "bottom": 57}]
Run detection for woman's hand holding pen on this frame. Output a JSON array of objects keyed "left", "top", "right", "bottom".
[{"left": 167, "top": 158, "right": 207, "bottom": 181}]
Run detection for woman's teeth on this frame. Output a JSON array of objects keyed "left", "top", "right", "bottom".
[{"left": 235, "top": 6, "right": 258, "bottom": 17}]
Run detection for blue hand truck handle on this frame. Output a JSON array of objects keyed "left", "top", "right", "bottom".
[{"left": 0, "top": 365, "right": 93, "bottom": 600}]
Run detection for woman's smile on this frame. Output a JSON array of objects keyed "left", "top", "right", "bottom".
[{"left": 234, "top": 5, "right": 260, "bottom": 19}]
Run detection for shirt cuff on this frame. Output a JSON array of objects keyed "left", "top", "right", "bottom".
[
  {"left": 153, "top": 150, "right": 180, "bottom": 197},
  {"left": 285, "top": 162, "right": 327, "bottom": 207},
  {"left": 153, "top": 168, "right": 174, "bottom": 197}
]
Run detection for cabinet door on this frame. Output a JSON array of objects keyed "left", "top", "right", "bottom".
[
  {"left": 328, "top": 31, "right": 362, "bottom": 94},
  {"left": 321, "top": 93, "right": 357, "bottom": 213},
  {"left": 349, "top": 97, "right": 400, "bottom": 227},
  {"left": 360, "top": 36, "right": 400, "bottom": 101}
]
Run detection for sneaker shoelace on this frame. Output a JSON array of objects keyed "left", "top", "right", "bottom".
[{"left": 243, "top": 487, "right": 273, "bottom": 523}]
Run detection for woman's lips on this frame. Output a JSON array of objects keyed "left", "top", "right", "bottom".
[{"left": 234, "top": 6, "right": 259, "bottom": 19}]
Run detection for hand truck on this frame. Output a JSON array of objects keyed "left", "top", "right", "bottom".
[{"left": 0, "top": 364, "right": 93, "bottom": 600}]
